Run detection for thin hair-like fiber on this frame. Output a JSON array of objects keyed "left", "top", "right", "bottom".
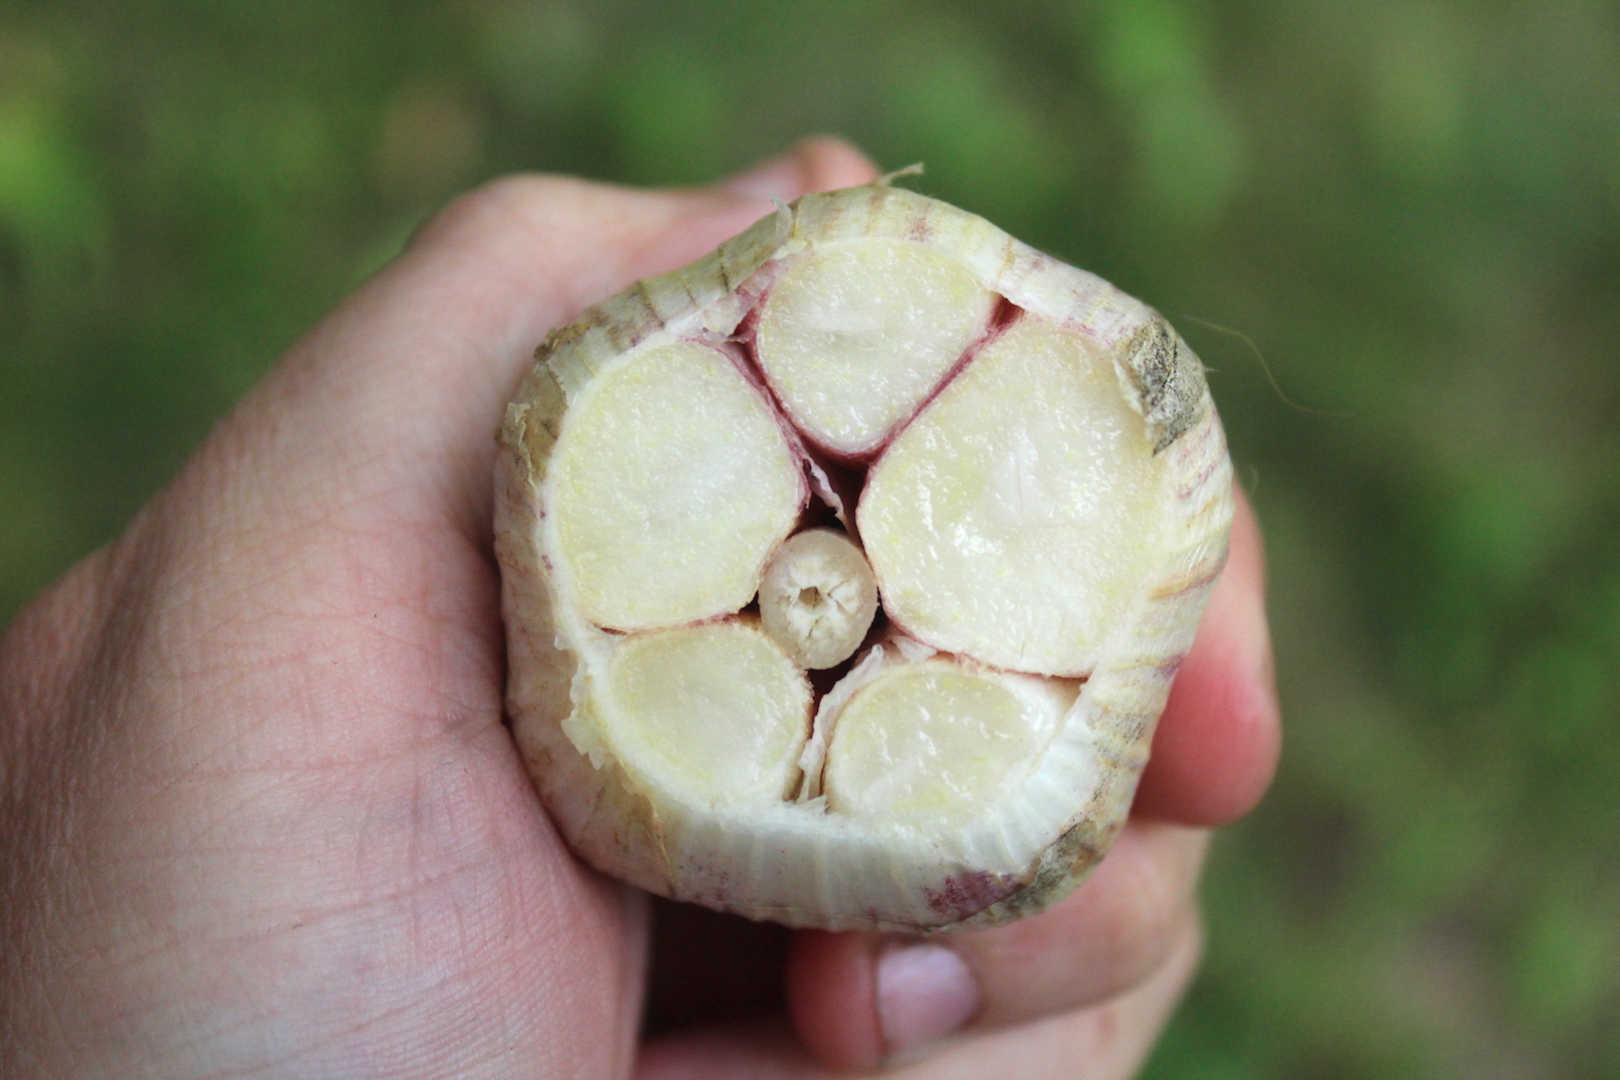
[{"left": 1178, "top": 312, "right": 1350, "bottom": 418}]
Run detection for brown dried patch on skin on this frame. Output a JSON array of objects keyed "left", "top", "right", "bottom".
[{"left": 1117, "top": 318, "right": 1210, "bottom": 454}]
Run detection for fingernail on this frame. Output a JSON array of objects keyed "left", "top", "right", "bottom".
[
  {"left": 876, "top": 943, "right": 980, "bottom": 1056},
  {"left": 719, "top": 149, "right": 806, "bottom": 200}
]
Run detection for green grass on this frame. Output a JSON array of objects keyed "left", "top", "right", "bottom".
[{"left": 3, "top": 2, "right": 1618, "bottom": 1075}]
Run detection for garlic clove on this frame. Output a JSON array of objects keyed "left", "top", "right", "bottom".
[
  {"left": 755, "top": 239, "right": 996, "bottom": 459},
  {"left": 859, "top": 313, "right": 1174, "bottom": 677}
]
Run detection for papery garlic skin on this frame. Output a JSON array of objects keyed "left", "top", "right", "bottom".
[{"left": 495, "top": 182, "right": 1232, "bottom": 933}]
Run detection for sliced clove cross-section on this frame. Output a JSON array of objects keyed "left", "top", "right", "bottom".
[
  {"left": 860, "top": 314, "right": 1173, "bottom": 677},
  {"left": 599, "top": 621, "right": 811, "bottom": 807},
  {"left": 823, "top": 659, "right": 1074, "bottom": 829},
  {"left": 497, "top": 181, "right": 1233, "bottom": 933},
  {"left": 755, "top": 239, "right": 996, "bottom": 458},
  {"left": 546, "top": 340, "right": 805, "bottom": 631}
]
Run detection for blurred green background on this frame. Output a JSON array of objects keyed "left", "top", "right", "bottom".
[{"left": 3, "top": 0, "right": 1618, "bottom": 1075}]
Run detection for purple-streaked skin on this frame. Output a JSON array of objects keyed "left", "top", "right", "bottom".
[{"left": 0, "top": 138, "right": 1278, "bottom": 1079}]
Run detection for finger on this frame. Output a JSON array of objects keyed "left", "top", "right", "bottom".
[
  {"left": 211, "top": 137, "right": 880, "bottom": 537},
  {"left": 720, "top": 135, "right": 878, "bottom": 200},
  {"left": 785, "top": 822, "right": 1208, "bottom": 1070},
  {"left": 637, "top": 919, "right": 1202, "bottom": 1080},
  {"left": 885, "top": 919, "right": 1201, "bottom": 1080},
  {"left": 1131, "top": 486, "right": 1281, "bottom": 824}
]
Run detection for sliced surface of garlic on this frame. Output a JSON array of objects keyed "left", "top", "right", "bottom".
[{"left": 495, "top": 180, "right": 1233, "bottom": 932}]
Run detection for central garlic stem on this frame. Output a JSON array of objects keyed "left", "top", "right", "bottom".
[{"left": 758, "top": 527, "right": 879, "bottom": 669}]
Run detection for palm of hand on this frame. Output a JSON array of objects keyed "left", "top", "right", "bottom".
[{"left": 3, "top": 368, "right": 641, "bottom": 1080}]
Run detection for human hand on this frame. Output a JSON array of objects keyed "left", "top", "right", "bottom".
[{"left": 0, "top": 137, "right": 1279, "bottom": 1079}]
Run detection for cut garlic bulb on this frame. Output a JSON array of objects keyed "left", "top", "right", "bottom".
[{"left": 495, "top": 180, "right": 1233, "bottom": 932}]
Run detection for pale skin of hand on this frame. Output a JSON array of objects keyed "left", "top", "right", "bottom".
[{"left": 0, "top": 138, "right": 1279, "bottom": 1080}]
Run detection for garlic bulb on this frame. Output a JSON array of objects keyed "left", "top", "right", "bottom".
[{"left": 495, "top": 180, "right": 1232, "bottom": 933}]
